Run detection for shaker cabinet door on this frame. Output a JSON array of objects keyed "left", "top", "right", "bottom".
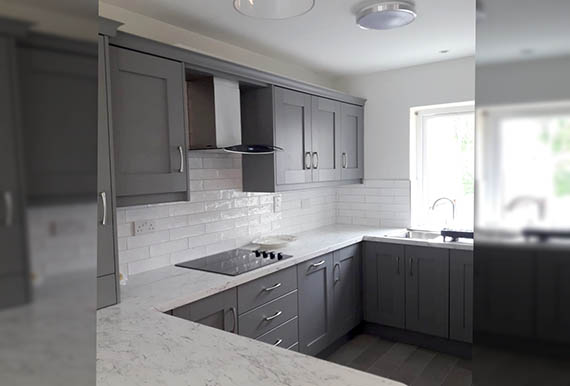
[
  {"left": 449, "top": 250, "right": 473, "bottom": 343},
  {"left": 332, "top": 244, "right": 361, "bottom": 340},
  {"left": 311, "top": 96, "right": 341, "bottom": 182},
  {"left": 340, "top": 104, "right": 364, "bottom": 180},
  {"left": 274, "top": 87, "right": 312, "bottom": 186},
  {"left": 405, "top": 246, "right": 449, "bottom": 338},
  {"left": 297, "top": 253, "right": 333, "bottom": 356},
  {"left": 109, "top": 46, "right": 188, "bottom": 205}
]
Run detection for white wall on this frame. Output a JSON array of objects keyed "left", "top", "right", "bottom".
[
  {"left": 99, "top": 2, "right": 336, "bottom": 89},
  {"left": 334, "top": 57, "right": 475, "bottom": 180}
]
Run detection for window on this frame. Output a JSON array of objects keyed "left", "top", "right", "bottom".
[
  {"left": 477, "top": 102, "right": 570, "bottom": 229},
  {"left": 411, "top": 102, "right": 475, "bottom": 230}
]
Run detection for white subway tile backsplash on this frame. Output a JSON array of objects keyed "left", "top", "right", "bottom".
[{"left": 116, "top": 153, "right": 411, "bottom": 276}]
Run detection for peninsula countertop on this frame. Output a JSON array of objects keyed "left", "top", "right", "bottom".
[{"left": 97, "top": 224, "right": 472, "bottom": 386}]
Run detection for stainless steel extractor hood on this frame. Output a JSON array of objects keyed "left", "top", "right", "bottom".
[{"left": 187, "top": 76, "right": 281, "bottom": 154}]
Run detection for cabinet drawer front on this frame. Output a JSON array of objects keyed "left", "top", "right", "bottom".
[
  {"left": 238, "top": 266, "right": 297, "bottom": 313},
  {"left": 288, "top": 343, "right": 299, "bottom": 352},
  {"left": 238, "top": 290, "right": 298, "bottom": 338},
  {"left": 256, "top": 316, "right": 298, "bottom": 349}
]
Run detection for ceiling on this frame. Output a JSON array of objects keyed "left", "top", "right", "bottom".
[{"left": 101, "top": 0, "right": 475, "bottom": 77}]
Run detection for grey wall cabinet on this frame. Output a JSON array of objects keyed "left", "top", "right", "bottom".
[
  {"left": 19, "top": 44, "right": 97, "bottom": 200},
  {"left": 405, "top": 246, "right": 449, "bottom": 338},
  {"left": 0, "top": 35, "right": 29, "bottom": 308},
  {"left": 339, "top": 104, "right": 364, "bottom": 180},
  {"left": 363, "top": 242, "right": 405, "bottom": 329},
  {"left": 332, "top": 244, "right": 362, "bottom": 340},
  {"left": 172, "top": 288, "right": 238, "bottom": 333},
  {"left": 311, "top": 96, "right": 341, "bottom": 182},
  {"left": 241, "top": 86, "right": 363, "bottom": 192},
  {"left": 108, "top": 45, "right": 189, "bottom": 207},
  {"left": 297, "top": 253, "right": 334, "bottom": 356},
  {"left": 449, "top": 250, "right": 473, "bottom": 343},
  {"left": 97, "top": 35, "right": 119, "bottom": 309},
  {"left": 274, "top": 87, "right": 313, "bottom": 185}
]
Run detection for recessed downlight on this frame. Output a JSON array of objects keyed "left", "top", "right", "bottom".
[
  {"left": 233, "top": 0, "right": 315, "bottom": 20},
  {"left": 357, "top": 1, "right": 417, "bottom": 30}
]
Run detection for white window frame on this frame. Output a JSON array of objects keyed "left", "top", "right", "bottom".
[{"left": 410, "top": 101, "right": 475, "bottom": 229}]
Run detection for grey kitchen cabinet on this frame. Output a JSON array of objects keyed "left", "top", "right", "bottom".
[
  {"left": 449, "top": 250, "right": 473, "bottom": 343},
  {"left": 311, "top": 96, "right": 341, "bottom": 182},
  {"left": 339, "top": 103, "right": 364, "bottom": 180},
  {"left": 241, "top": 86, "right": 363, "bottom": 193},
  {"left": 108, "top": 45, "right": 190, "bottom": 207},
  {"left": 19, "top": 43, "right": 97, "bottom": 200},
  {"left": 332, "top": 244, "right": 361, "bottom": 340},
  {"left": 238, "top": 290, "right": 298, "bottom": 338},
  {"left": 297, "top": 253, "right": 334, "bottom": 356},
  {"left": 97, "top": 35, "right": 119, "bottom": 309},
  {"left": 405, "top": 246, "right": 449, "bottom": 338},
  {"left": 0, "top": 35, "right": 29, "bottom": 308},
  {"left": 363, "top": 242, "right": 405, "bottom": 329},
  {"left": 274, "top": 87, "right": 313, "bottom": 185},
  {"left": 172, "top": 288, "right": 238, "bottom": 333},
  {"left": 256, "top": 316, "right": 299, "bottom": 350}
]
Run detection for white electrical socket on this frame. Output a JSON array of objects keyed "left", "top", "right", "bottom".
[{"left": 134, "top": 219, "right": 156, "bottom": 235}]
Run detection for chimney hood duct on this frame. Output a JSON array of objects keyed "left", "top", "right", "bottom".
[{"left": 187, "top": 76, "right": 280, "bottom": 154}]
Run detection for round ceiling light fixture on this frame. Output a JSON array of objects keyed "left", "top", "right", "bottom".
[
  {"left": 233, "top": 0, "right": 315, "bottom": 20},
  {"left": 356, "top": 1, "right": 417, "bottom": 30}
]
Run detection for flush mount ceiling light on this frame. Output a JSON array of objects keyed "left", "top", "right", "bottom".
[
  {"left": 233, "top": 0, "right": 315, "bottom": 20},
  {"left": 356, "top": 1, "right": 417, "bottom": 30}
]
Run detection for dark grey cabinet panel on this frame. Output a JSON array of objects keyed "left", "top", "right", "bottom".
[
  {"left": 97, "top": 36, "right": 119, "bottom": 283},
  {"left": 340, "top": 104, "right": 364, "bottom": 180},
  {"left": 238, "top": 290, "right": 298, "bottom": 338},
  {"left": 449, "top": 250, "right": 473, "bottom": 343},
  {"left": 0, "top": 36, "right": 28, "bottom": 308},
  {"left": 332, "top": 244, "right": 361, "bottom": 339},
  {"left": 109, "top": 46, "right": 189, "bottom": 206},
  {"left": 363, "top": 242, "right": 405, "bottom": 328},
  {"left": 172, "top": 289, "right": 238, "bottom": 333},
  {"left": 19, "top": 46, "right": 97, "bottom": 199},
  {"left": 256, "top": 316, "right": 298, "bottom": 349},
  {"left": 97, "top": 274, "right": 118, "bottom": 310},
  {"left": 405, "top": 246, "right": 449, "bottom": 338},
  {"left": 311, "top": 96, "right": 340, "bottom": 182},
  {"left": 297, "top": 253, "right": 334, "bottom": 356},
  {"left": 237, "top": 266, "right": 297, "bottom": 314},
  {"left": 274, "top": 87, "right": 312, "bottom": 185}
]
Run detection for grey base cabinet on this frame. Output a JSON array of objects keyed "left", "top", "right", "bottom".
[
  {"left": 449, "top": 250, "right": 473, "bottom": 343},
  {"left": 363, "top": 242, "right": 405, "bottom": 328},
  {"left": 332, "top": 244, "right": 362, "bottom": 339},
  {"left": 297, "top": 253, "right": 334, "bottom": 356},
  {"left": 172, "top": 289, "right": 238, "bottom": 333},
  {"left": 405, "top": 246, "right": 449, "bottom": 338}
]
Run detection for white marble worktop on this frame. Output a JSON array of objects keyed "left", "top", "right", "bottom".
[{"left": 97, "top": 224, "right": 472, "bottom": 386}]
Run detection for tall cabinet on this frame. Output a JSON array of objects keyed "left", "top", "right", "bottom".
[{"left": 97, "top": 35, "right": 120, "bottom": 309}]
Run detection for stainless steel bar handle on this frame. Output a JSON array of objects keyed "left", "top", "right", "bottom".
[
  {"left": 273, "top": 339, "right": 283, "bottom": 347},
  {"left": 312, "top": 152, "right": 319, "bottom": 169},
  {"left": 342, "top": 152, "right": 347, "bottom": 168},
  {"left": 100, "top": 191, "right": 107, "bottom": 226},
  {"left": 177, "top": 145, "right": 184, "bottom": 173},
  {"left": 230, "top": 307, "right": 237, "bottom": 333},
  {"left": 334, "top": 262, "right": 341, "bottom": 283},
  {"left": 311, "top": 260, "right": 325, "bottom": 268},
  {"left": 305, "top": 152, "right": 312, "bottom": 169},
  {"left": 3, "top": 191, "right": 13, "bottom": 227},
  {"left": 396, "top": 256, "right": 400, "bottom": 275},
  {"left": 264, "top": 282, "right": 282, "bottom": 292},
  {"left": 265, "top": 310, "right": 282, "bottom": 321},
  {"left": 409, "top": 257, "right": 413, "bottom": 277}
]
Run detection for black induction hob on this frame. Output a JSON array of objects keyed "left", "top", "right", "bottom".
[{"left": 175, "top": 248, "right": 293, "bottom": 276}]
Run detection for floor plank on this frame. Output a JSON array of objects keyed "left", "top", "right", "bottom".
[
  {"left": 325, "top": 334, "right": 376, "bottom": 366},
  {"left": 410, "top": 353, "right": 458, "bottom": 386},
  {"left": 349, "top": 338, "right": 395, "bottom": 371}
]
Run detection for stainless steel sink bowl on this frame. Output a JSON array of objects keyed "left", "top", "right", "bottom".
[{"left": 390, "top": 230, "right": 441, "bottom": 240}]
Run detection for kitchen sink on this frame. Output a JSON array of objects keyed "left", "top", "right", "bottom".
[{"left": 390, "top": 230, "right": 441, "bottom": 240}]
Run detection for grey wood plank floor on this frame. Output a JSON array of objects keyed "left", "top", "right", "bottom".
[{"left": 324, "top": 334, "right": 472, "bottom": 386}]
